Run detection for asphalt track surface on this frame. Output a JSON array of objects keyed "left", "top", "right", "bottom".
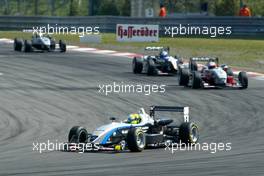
[{"left": 0, "top": 43, "right": 263, "bottom": 176}]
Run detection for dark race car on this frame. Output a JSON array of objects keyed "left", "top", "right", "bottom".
[
  {"left": 132, "top": 47, "right": 183, "bottom": 76},
  {"left": 178, "top": 57, "right": 248, "bottom": 89}
]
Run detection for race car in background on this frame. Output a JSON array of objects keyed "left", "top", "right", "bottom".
[
  {"left": 132, "top": 47, "right": 184, "bottom": 76},
  {"left": 66, "top": 106, "right": 199, "bottom": 152},
  {"left": 178, "top": 57, "right": 248, "bottom": 89},
  {"left": 14, "top": 34, "right": 66, "bottom": 52}
]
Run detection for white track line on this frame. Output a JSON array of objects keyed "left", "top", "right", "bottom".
[
  {"left": 95, "top": 50, "right": 117, "bottom": 54},
  {"left": 72, "top": 48, "right": 97, "bottom": 52}
]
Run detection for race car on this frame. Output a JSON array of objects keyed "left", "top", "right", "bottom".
[
  {"left": 132, "top": 47, "right": 183, "bottom": 76},
  {"left": 13, "top": 34, "right": 66, "bottom": 52},
  {"left": 178, "top": 57, "right": 248, "bottom": 89},
  {"left": 66, "top": 106, "right": 199, "bottom": 152}
]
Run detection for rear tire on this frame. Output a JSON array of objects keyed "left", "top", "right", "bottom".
[
  {"left": 132, "top": 57, "right": 143, "bottom": 74},
  {"left": 50, "top": 39, "right": 56, "bottom": 51},
  {"left": 68, "top": 126, "right": 88, "bottom": 143},
  {"left": 190, "top": 60, "right": 198, "bottom": 71},
  {"left": 178, "top": 68, "right": 189, "bottom": 86},
  {"left": 192, "top": 71, "right": 202, "bottom": 89},
  {"left": 179, "top": 122, "right": 199, "bottom": 144},
  {"left": 127, "top": 128, "right": 145, "bottom": 152},
  {"left": 238, "top": 71, "right": 248, "bottom": 89},
  {"left": 14, "top": 38, "right": 22, "bottom": 51}
]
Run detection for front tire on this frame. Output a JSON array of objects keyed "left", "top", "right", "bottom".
[
  {"left": 179, "top": 122, "right": 199, "bottom": 144},
  {"left": 238, "top": 71, "right": 248, "bottom": 89},
  {"left": 68, "top": 126, "right": 88, "bottom": 143},
  {"left": 127, "top": 128, "right": 146, "bottom": 152},
  {"left": 132, "top": 57, "right": 143, "bottom": 74}
]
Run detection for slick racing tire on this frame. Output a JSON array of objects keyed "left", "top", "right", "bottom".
[
  {"left": 178, "top": 68, "right": 189, "bottom": 86},
  {"left": 59, "top": 40, "right": 66, "bottom": 52},
  {"left": 146, "top": 59, "right": 157, "bottom": 76},
  {"left": 127, "top": 128, "right": 146, "bottom": 152},
  {"left": 24, "top": 40, "right": 32, "bottom": 52},
  {"left": 132, "top": 57, "right": 143, "bottom": 74},
  {"left": 190, "top": 60, "right": 198, "bottom": 71},
  {"left": 68, "top": 126, "right": 88, "bottom": 143},
  {"left": 14, "top": 38, "right": 23, "bottom": 51},
  {"left": 179, "top": 122, "right": 199, "bottom": 144},
  {"left": 192, "top": 71, "right": 202, "bottom": 89},
  {"left": 238, "top": 71, "right": 248, "bottom": 89}
]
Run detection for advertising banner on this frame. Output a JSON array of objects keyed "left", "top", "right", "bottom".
[{"left": 116, "top": 24, "right": 159, "bottom": 42}]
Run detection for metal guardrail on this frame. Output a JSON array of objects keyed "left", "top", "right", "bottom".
[{"left": 0, "top": 16, "right": 263, "bottom": 36}]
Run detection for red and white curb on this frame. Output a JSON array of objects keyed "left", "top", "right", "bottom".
[
  {"left": 70, "top": 46, "right": 141, "bottom": 58},
  {"left": 1, "top": 38, "right": 264, "bottom": 80}
]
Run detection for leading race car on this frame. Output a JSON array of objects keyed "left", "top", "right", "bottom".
[
  {"left": 178, "top": 57, "right": 248, "bottom": 89},
  {"left": 132, "top": 47, "right": 183, "bottom": 76},
  {"left": 14, "top": 34, "right": 66, "bottom": 52},
  {"left": 66, "top": 106, "right": 199, "bottom": 152}
]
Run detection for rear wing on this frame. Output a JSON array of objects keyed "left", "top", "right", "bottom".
[
  {"left": 150, "top": 106, "right": 189, "bottom": 122},
  {"left": 190, "top": 57, "right": 219, "bottom": 64},
  {"left": 145, "top": 46, "right": 170, "bottom": 52}
]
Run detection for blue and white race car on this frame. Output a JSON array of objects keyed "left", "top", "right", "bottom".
[
  {"left": 132, "top": 47, "right": 183, "bottom": 76},
  {"left": 66, "top": 106, "right": 199, "bottom": 152}
]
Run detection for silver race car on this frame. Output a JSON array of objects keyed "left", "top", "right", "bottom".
[
  {"left": 14, "top": 34, "right": 66, "bottom": 52},
  {"left": 132, "top": 47, "right": 183, "bottom": 76},
  {"left": 65, "top": 106, "right": 199, "bottom": 152}
]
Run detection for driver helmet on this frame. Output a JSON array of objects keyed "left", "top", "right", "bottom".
[
  {"left": 160, "top": 51, "right": 168, "bottom": 60},
  {"left": 221, "top": 64, "right": 228, "bottom": 71},
  {"left": 208, "top": 61, "right": 216, "bottom": 69},
  {"left": 127, "top": 113, "right": 142, "bottom": 124}
]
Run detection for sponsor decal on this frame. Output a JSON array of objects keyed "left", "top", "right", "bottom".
[{"left": 116, "top": 24, "right": 159, "bottom": 42}]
